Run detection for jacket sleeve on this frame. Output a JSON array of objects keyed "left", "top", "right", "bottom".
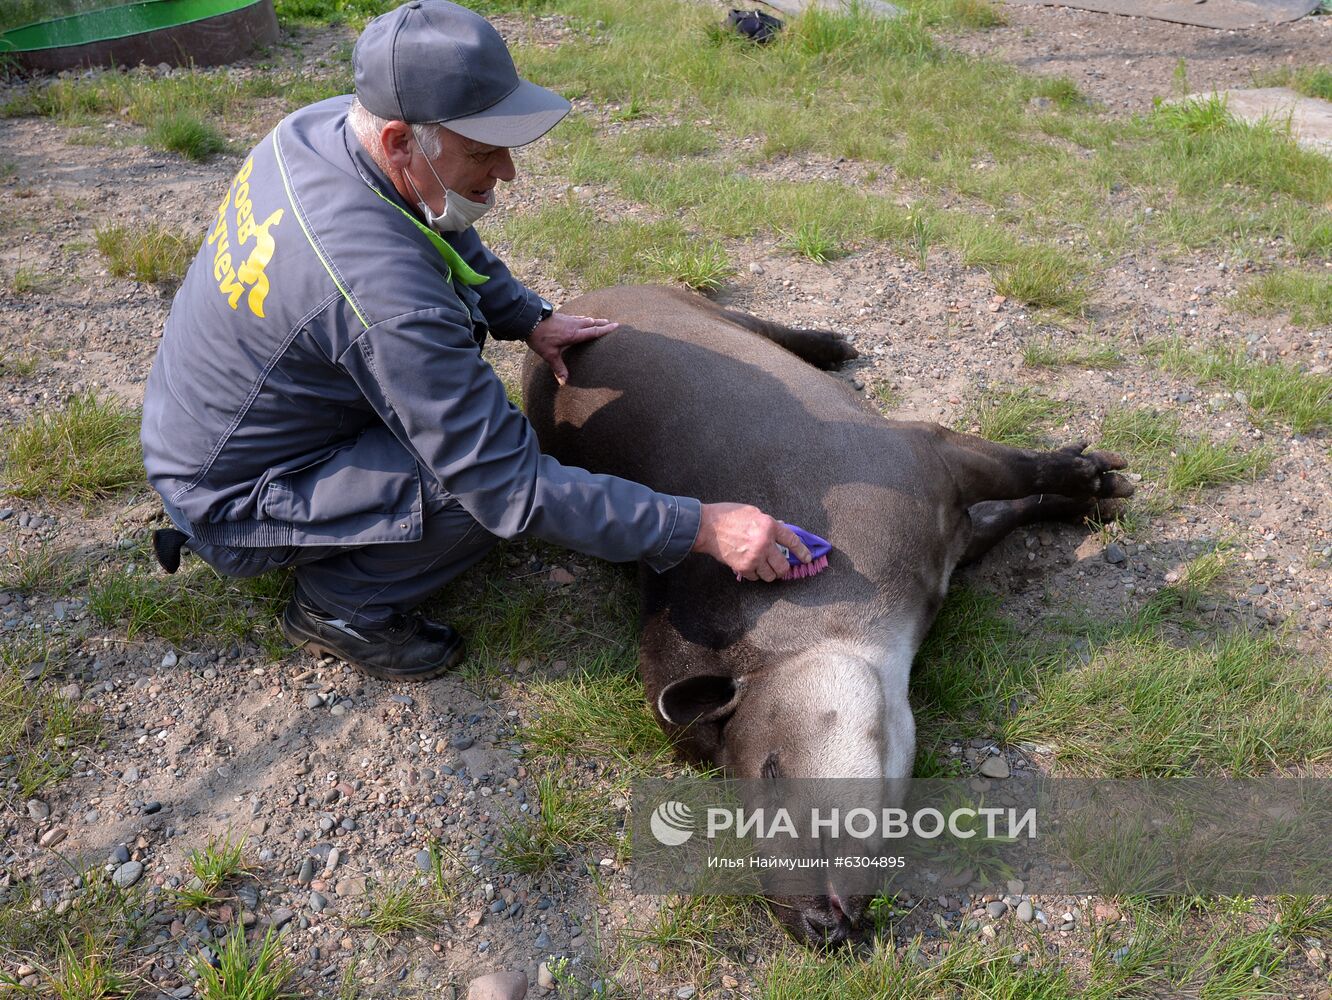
[
  {"left": 446, "top": 227, "right": 544, "bottom": 341},
  {"left": 338, "top": 303, "right": 700, "bottom": 571}
]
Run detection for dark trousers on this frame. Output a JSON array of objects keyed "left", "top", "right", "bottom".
[{"left": 186, "top": 493, "right": 499, "bottom": 628}]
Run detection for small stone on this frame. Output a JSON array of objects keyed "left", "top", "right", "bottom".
[
  {"left": 1094, "top": 903, "right": 1121, "bottom": 922},
  {"left": 1104, "top": 543, "right": 1127, "bottom": 564},
  {"left": 534, "top": 929, "right": 551, "bottom": 950},
  {"left": 270, "top": 907, "right": 294, "bottom": 929},
  {"left": 450, "top": 735, "right": 474, "bottom": 751},
  {"left": 297, "top": 857, "right": 315, "bottom": 884},
  {"left": 986, "top": 900, "right": 1008, "bottom": 919},
  {"left": 58, "top": 682, "right": 81, "bottom": 701},
  {"left": 548, "top": 567, "right": 575, "bottom": 585},
  {"left": 978, "top": 756, "right": 1010, "bottom": 779},
  {"left": 677, "top": 988, "right": 697, "bottom": 1000},
  {"left": 39, "top": 826, "right": 68, "bottom": 849},
  {"left": 304, "top": 693, "right": 324, "bottom": 709},
  {"left": 1248, "top": 583, "right": 1269, "bottom": 596},
  {"left": 415, "top": 849, "right": 433, "bottom": 873},
  {"left": 110, "top": 844, "right": 131, "bottom": 865},
  {"left": 161, "top": 651, "right": 178, "bottom": 668},
  {"left": 1006, "top": 879, "right": 1025, "bottom": 895},
  {"left": 466, "top": 970, "right": 528, "bottom": 1000},
  {"left": 142, "top": 801, "right": 162, "bottom": 815},
  {"left": 537, "top": 962, "right": 556, "bottom": 991},
  {"left": 748, "top": 262, "right": 764, "bottom": 275},
  {"left": 112, "top": 861, "right": 144, "bottom": 889},
  {"left": 309, "top": 891, "right": 327, "bottom": 913},
  {"left": 1016, "top": 900, "right": 1034, "bottom": 922},
  {"left": 335, "top": 876, "right": 366, "bottom": 898},
  {"left": 25, "top": 799, "right": 49, "bottom": 823}
]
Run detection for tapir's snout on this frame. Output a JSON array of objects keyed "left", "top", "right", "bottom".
[{"left": 774, "top": 889, "right": 872, "bottom": 948}]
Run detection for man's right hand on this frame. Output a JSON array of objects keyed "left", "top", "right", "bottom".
[{"left": 692, "top": 503, "right": 813, "bottom": 582}]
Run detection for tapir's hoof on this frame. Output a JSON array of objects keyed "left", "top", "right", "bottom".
[
  {"left": 771, "top": 893, "right": 869, "bottom": 949},
  {"left": 790, "top": 329, "right": 860, "bottom": 370},
  {"left": 1055, "top": 442, "right": 1135, "bottom": 500}
]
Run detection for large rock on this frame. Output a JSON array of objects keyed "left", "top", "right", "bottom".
[{"left": 467, "top": 971, "right": 528, "bottom": 1000}]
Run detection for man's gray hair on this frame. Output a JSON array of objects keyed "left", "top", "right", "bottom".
[{"left": 347, "top": 96, "right": 446, "bottom": 166}]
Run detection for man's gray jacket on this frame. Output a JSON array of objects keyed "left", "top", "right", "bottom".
[{"left": 141, "top": 96, "right": 700, "bottom": 571}]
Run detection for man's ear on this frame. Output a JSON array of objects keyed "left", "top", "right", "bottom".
[
  {"left": 380, "top": 120, "right": 414, "bottom": 170},
  {"left": 657, "top": 674, "right": 743, "bottom": 729}
]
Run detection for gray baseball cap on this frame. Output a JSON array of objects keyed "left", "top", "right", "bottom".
[{"left": 353, "top": 0, "right": 570, "bottom": 147}]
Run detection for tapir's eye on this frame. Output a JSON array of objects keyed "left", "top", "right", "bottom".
[{"left": 761, "top": 752, "right": 781, "bottom": 781}]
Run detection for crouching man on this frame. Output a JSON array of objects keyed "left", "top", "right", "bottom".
[{"left": 141, "top": 0, "right": 810, "bottom": 681}]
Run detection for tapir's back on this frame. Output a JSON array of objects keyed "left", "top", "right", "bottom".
[{"left": 522, "top": 286, "right": 967, "bottom": 645}]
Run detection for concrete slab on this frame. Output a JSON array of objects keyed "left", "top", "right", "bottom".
[
  {"left": 760, "top": 0, "right": 904, "bottom": 20},
  {"left": 1002, "top": 0, "right": 1318, "bottom": 30},
  {"left": 1189, "top": 87, "right": 1332, "bottom": 157}
]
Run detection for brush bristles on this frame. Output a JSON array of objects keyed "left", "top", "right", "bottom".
[
  {"left": 785, "top": 555, "right": 829, "bottom": 580},
  {"left": 733, "top": 555, "right": 830, "bottom": 583}
]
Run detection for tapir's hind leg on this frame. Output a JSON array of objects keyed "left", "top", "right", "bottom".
[
  {"left": 918, "top": 424, "right": 1135, "bottom": 508},
  {"left": 715, "top": 306, "right": 859, "bottom": 370},
  {"left": 960, "top": 495, "right": 1124, "bottom": 565}
]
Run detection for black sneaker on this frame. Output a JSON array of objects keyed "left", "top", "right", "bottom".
[{"left": 281, "top": 595, "right": 464, "bottom": 682}]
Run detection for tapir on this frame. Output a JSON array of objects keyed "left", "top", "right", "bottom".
[{"left": 521, "top": 286, "right": 1132, "bottom": 945}]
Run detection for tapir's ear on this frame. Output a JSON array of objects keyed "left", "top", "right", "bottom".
[{"left": 657, "top": 675, "right": 743, "bottom": 728}]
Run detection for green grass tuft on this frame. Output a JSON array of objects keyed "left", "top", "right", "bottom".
[
  {"left": 173, "top": 833, "right": 256, "bottom": 910},
  {"left": 87, "top": 556, "right": 290, "bottom": 652},
  {"left": 1152, "top": 336, "right": 1332, "bottom": 433},
  {"left": 347, "top": 881, "right": 448, "bottom": 937},
  {"left": 1251, "top": 64, "right": 1332, "bottom": 102},
  {"left": 146, "top": 111, "right": 228, "bottom": 161},
  {"left": 0, "top": 634, "right": 99, "bottom": 797},
  {"left": 498, "top": 772, "right": 614, "bottom": 875},
  {"left": 1023, "top": 336, "right": 1123, "bottom": 370},
  {"left": 524, "top": 666, "right": 673, "bottom": 773},
  {"left": 992, "top": 249, "right": 1088, "bottom": 313},
  {"left": 1009, "top": 630, "right": 1330, "bottom": 777},
  {"left": 192, "top": 925, "right": 299, "bottom": 1000},
  {"left": 95, "top": 223, "right": 195, "bottom": 285},
  {"left": 781, "top": 221, "right": 841, "bottom": 264},
  {"left": 1234, "top": 268, "right": 1332, "bottom": 330},
  {"left": 0, "top": 393, "right": 142, "bottom": 503},
  {"left": 963, "top": 388, "right": 1063, "bottom": 447},
  {"left": 43, "top": 935, "right": 134, "bottom": 1000},
  {"left": 1153, "top": 94, "right": 1234, "bottom": 136},
  {"left": 641, "top": 242, "right": 735, "bottom": 291},
  {"left": 0, "top": 348, "right": 39, "bottom": 377},
  {"left": 1163, "top": 437, "right": 1271, "bottom": 497}
]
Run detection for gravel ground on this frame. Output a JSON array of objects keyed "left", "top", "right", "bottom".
[{"left": 1, "top": 5, "right": 1330, "bottom": 997}]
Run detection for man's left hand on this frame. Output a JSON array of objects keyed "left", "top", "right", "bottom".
[{"left": 528, "top": 311, "right": 619, "bottom": 386}]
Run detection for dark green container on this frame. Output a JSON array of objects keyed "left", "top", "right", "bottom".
[{"left": 0, "top": 0, "right": 279, "bottom": 73}]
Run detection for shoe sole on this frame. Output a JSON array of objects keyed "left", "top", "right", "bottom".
[{"left": 281, "top": 608, "right": 464, "bottom": 683}]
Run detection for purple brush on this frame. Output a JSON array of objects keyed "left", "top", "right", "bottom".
[{"left": 737, "top": 523, "right": 832, "bottom": 581}]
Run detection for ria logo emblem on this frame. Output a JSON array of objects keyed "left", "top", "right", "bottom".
[{"left": 649, "top": 800, "right": 695, "bottom": 846}]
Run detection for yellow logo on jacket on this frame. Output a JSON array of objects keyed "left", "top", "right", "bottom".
[{"left": 207, "top": 156, "right": 284, "bottom": 318}]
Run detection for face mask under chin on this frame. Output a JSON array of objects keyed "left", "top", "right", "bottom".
[{"left": 403, "top": 126, "right": 497, "bottom": 234}]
